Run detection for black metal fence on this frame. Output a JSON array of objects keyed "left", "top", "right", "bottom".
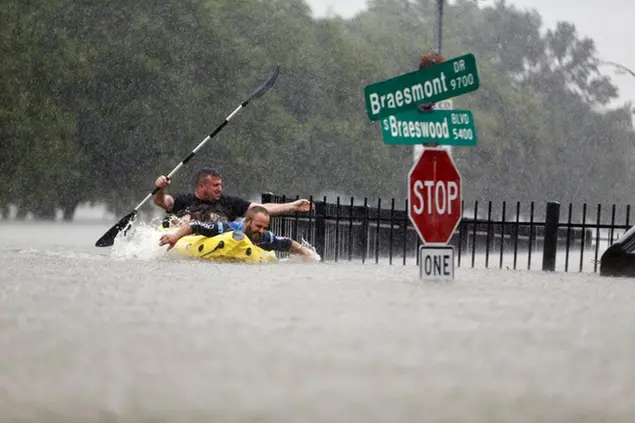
[{"left": 262, "top": 193, "right": 633, "bottom": 273}]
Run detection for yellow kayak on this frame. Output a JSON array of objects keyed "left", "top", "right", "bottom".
[{"left": 164, "top": 227, "right": 278, "bottom": 264}]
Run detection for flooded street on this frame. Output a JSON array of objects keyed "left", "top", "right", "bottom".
[{"left": 1, "top": 221, "right": 634, "bottom": 422}]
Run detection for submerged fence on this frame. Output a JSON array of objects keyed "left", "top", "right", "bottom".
[{"left": 262, "top": 193, "right": 633, "bottom": 273}]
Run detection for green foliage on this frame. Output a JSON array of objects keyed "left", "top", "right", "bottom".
[{"left": 0, "top": 0, "right": 633, "bottom": 219}]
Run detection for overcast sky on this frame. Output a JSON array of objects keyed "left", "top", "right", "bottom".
[{"left": 307, "top": 0, "right": 635, "bottom": 109}]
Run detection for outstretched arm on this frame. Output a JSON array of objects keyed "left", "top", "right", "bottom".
[
  {"left": 159, "top": 221, "right": 225, "bottom": 250},
  {"left": 159, "top": 223, "right": 193, "bottom": 250},
  {"left": 289, "top": 240, "right": 318, "bottom": 262},
  {"left": 262, "top": 234, "right": 317, "bottom": 262},
  {"left": 252, "top": 199, "right": 313, "bottom": 216}
]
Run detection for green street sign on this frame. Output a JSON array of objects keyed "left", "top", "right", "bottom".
[
  {"left": 364, "top": 53, "right": 480, "bottom": 121},
  {"left": 381, "top": 109, "right": 478, "bottom": 146}
]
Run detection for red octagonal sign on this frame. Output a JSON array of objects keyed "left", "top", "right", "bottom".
[{"left": 408, "top": 147, "right": 462, "bottom": 245}]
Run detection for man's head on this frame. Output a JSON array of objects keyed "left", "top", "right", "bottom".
[
  {"left": 194, "top": 168, "right": 223, "bottom": 201},
  {"left": 243, "top": 206, "right": 270, "bottom": 243}
]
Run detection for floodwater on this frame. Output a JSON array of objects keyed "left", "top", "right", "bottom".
[{"left": 1, "top": 220, "right": 634, "bottom": 423}]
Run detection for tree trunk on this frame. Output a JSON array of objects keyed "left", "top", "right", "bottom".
[
  {"left": 61, "top": 200, "right": 79, "bottom": 221},
  {"left": 15, "top": 207, "right": 27, "bottom": 220},
  {"left": 33, "top": 207, "right": 56, "bottom": 221}
]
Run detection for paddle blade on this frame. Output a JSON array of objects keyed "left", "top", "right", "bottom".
[
  {"left": 247, "top": 65, "right": 279, "bottom": 101},
  {"left": 95, "top": 210, "right": 138, "bottom": 247}
]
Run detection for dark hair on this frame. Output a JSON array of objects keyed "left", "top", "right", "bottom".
[{"left": 194, "top": 167, "right": 221, "bottom": 186}]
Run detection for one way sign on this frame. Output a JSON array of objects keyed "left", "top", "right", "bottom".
[{"left": 419, "top": 245, "right": 455, "bottom": 280}]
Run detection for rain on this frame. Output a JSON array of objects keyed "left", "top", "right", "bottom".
[{"left": 1, "top": 0, "right": 634, "bottom": 421}]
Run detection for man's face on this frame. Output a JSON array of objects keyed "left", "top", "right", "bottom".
[
  {"left": 196, "top": 175, "right": 223, "bottom": 201},
  {"left": 244, "top": 212, "right": 270, "bottom": 243}
]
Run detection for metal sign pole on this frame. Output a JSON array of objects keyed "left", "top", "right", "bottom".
[{"left": 436, "top": 0, "right": 444, "bottom": 55}]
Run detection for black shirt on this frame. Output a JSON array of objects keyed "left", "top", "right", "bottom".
[{"left": 170, "top": 193, "right": 251, "bottom": 223}]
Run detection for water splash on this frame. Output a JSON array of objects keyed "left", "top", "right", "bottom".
[
  {"left": 300, "top": 238, "right": 322, "bottom": 263},
  {"left": 110, "top": 218, "right": 171, "bottom": 261},
  {"left": 301, "top": 238, "right": 321, "bottom": 263}
]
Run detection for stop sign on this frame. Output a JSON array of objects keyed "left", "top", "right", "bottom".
[{"left": 408, "top": 147, "right": 462, "bottom": 244}]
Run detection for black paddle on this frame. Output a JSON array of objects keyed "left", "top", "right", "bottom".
[{"left": 95, "top": 65, "right": 280, "bottom": 247}]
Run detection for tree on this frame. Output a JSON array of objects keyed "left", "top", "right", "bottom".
[{"left": 0, "top": 0, "right": 632, "bottom": 220}]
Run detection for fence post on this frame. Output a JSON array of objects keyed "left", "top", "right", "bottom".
[
  {"left": 314, "top": 201, "right": 327, "bottom": 261},
  {"left": 542, "top": 201, "right": 560, "bottom": 271}
]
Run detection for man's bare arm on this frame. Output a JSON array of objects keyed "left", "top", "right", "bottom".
[
  {"left": 289, "top": 240, "right": 317, "bottom": 261},
  {"left": 153, "top": 191, "right": 174, "bottom": 211},
  {"left": 250, "top": 199, "right": 313, "bottom": 216},
  {"left": 158, "top": 223, "right": 194, "bottom": 250},
  {"left": 153, "top": 175, "right": 175, "bottom": 211}
]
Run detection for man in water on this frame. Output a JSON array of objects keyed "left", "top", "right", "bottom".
[
  {"left": 158, "top": 205, "right": 318, "bottom": 262},
  {"left": 153, "top": 167, "right": 313, "bottom": 223}
]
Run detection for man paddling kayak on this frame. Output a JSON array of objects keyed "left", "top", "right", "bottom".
[
  {"left": 159, "top": 205, "right": 318, "bottom": 262},
  {"left": 153, "top": 167, "right": 312, "bottom": 223}
]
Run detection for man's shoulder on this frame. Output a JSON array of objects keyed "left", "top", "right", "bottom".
[
  {"left": 226, "top": 220, "right": 244, "bottom": 231},
  {"left": 170, "top": 193, "right": 196, "bottom": 214},
  {"left": 173, "top": 192, "right": 196, "bottom": 202}
]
